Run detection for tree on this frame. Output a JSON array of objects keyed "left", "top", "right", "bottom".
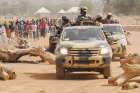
[
  {"left": 112, "top": 0, "right": 137, "bottom": 15},
  {"left": 135, "top": 0, "right": 140, "bottom": 14},
  {"left": 79, "top": 0, "right": 94, "bottom": 13}
]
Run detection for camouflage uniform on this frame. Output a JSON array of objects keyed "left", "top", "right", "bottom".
[
  {"left": 49, "top": 16, "right": 71, "bottom": 53},
  {"left": 104, "top": 13, "right": 119, "bottom": 24},
  {"left": 75, "top": 7, "right": 93, "bottom": 25},
  {"left": 56, "top": 16, "right": 71, "bottom": 36},
  {"left": 95, "top": 14, "right": 104, "bottom": 26}
]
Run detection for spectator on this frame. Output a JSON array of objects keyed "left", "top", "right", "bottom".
[
  {"left": 32, "top": 22, "right": 37, "bottom": 40},
  {"left": 39, "top": 18, "right": 46, "bottom": 38},
  {"left": 45, "top": 20, "right": 49, "bottom": 35},
  {"left": 0, "top": 24, "right": 7, "bottom": 43},
  {"left": 4, "top": 21, "right": 11, "bottom": 43},
  {"left": 24, "top": 20, "right": 32, "bottom": 38}
]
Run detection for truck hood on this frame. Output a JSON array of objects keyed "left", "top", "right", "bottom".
[
  {"left": 111, "top": 34, "right": 126, "bottom": 40},
  {"left": 55, "top": 40, "right": 112, "bottom": 57},
  {"left": 59, "top": 40, "right": 108, "bottom": 49},
  {"left": 111, "top": 34, "right": 127, "bottom": 46}
]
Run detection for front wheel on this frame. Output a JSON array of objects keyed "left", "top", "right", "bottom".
[
  {"left": 48, "top": 36, "right": 57, "bottom": 53},
  {"left": 103, "top": 66, "right": 111, "bottom": 79},
  {"left": 49, "top": 43, "right": 56, "bottom": 53},
  {"left": 56, "top": 62, "right": 65, "bottom": 79},
  {"left": 120, "top": 46, "right": 127, "bottom": 59}
]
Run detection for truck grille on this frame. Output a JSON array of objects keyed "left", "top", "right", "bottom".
[{"left": 68, "top": 48, "right": 100, "bottom": 56}]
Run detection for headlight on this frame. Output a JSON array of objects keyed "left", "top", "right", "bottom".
[
  {"left": 101, "top": 47, "right": 109, "bottom": 54},
  {"left": 60, "top": 48, "right": 68, "bottom": 55}
]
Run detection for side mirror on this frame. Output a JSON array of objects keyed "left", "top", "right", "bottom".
[{"left": 124, "top": 30, "right": 130, "bottom": 36}]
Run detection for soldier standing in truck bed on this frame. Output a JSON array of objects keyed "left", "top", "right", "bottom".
[
  {"left": 55, "top": 16, "right": 71, "bottom": 36},
  {"left": 104, "top": 13, "right": 119, "bottom": 24},
  {"left": 95, "top": 14, "right": 104, "bottom": 26},
  {"left": 76, "top": 7, "right": 92, "bottom": 25}
]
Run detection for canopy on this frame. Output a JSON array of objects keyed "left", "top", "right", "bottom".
[
  {"left": 67, "top": 7, "right": 80, "bottom": 13},
  {"left": 35, "top": 7, "right": 51, "bottom": 14},
  {"left": 58, "top": 9, "right": 66, "bottom": 13}
]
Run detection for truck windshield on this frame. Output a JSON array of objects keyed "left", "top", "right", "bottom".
[
  {"left": 103, "top": 25, "right": 123, "bottom": 35},
  {"left": 62, "top": 28, "right": 105, "bottom": 41}
]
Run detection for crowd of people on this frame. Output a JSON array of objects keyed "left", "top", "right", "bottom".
[
  {"left": 0, "top": 7, "right": 118, "bottom": 43},
  {"left": 0, "top": 18, "right": 53, "bottom": 43}
]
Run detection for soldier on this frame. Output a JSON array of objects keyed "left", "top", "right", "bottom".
[
  {"left": 49, "top": 16, "right": 71, "bottom": 53},
  {"left": 104, "top": 13, "right": 118, "bottom": 24},
  {"left": 55, "top": 16, "right": 71, "bottom": 36},
  {"left": 61, "top": 16, "right": 71, "bottom": 27},
  {"left": 76, "top": 7, "right": 92, "bottom": 25},
  {"left": 95, "top": 14, "right": 104, "bottom": 26}
]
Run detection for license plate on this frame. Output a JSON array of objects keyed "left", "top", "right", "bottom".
[{"left": 78, "top": 56, "right": 89, "bottom": 61}]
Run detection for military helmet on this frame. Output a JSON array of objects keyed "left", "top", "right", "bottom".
[
  {"left": 107, "top": 13, "right": 112, "bottom": 16},
  {"left": 62, "top": 16, "right": 69, "bottom": 22},
  {"left": 107, "top": 13, "right": 113, "bottom": 18},
  {"left": 96, "top": 14, "right": 103, "bottom": 19},
  {"left": 62, "top": 16, "right": 68, "bottom": 20},
  {"left": 80, "top": 7, "right": 88, "bottom": 12}
]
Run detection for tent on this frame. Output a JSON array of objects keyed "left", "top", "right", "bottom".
[
  {"left": 67, "top": 7, "right": 80, "bottom": 13},
  {"left": 58, "top": 9, "right": 66, "bottom": 14},
  {"left": 35, "top": 7, "right": 51, "bottom": 14},
  {"left": 34, "top": 7, "right": 51, "bottom": 17}
]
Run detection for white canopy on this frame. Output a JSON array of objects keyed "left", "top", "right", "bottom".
[
  {"left": 35, "top": 7, "right": 51, "bottom": 14},
  {"left": 67, "top": 7, "right": 80, "bottom": 13},
  {"left": 58, "top": 9, "right": 66, "bottom": 13}
]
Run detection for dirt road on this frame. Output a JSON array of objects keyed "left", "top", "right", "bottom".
[{"left": 0, "top": 32, "right": 140, "bottom": 93}]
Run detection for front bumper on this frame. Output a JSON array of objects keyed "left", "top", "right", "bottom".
[
  {"left": 111, "top": 44, "right": 125, "bottom": 57},
  {"left": 56, "top": 55, "right": 111, "bottom": 69}
]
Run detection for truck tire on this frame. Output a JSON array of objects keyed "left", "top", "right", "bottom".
[
  {"left": 56, "top": 62, "right": 65, "bottom": 79},
  {"left": 103, "top": 66, "right": 111, "bottom": 79},
  {"left": 49, "top": 43, "right": 56, "bottom": 53},
  {"left": 120, "top": 46, "right": 127, "bottom": 59}
]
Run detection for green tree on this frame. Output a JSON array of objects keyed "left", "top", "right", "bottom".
[{"left": 79, "top": 0, "right": 94, "bottom": 13}]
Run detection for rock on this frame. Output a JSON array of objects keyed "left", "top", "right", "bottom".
[{"left": 122, "top": 82, "right": 139, "bottom": 90}]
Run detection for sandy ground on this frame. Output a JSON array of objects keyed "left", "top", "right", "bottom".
[
  {"left": 0, "top": 32, "right": 140, "bottom": 93},
  {"left": 118, "top": 16, "right": 140, "bottom": 25}
]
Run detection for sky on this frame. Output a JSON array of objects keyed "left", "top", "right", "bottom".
[
  {"left": 0, "top": 0, "right": 104, "bottom": 15},
  {"left": 0, "top": 0, "right": 103, "bottom": 8}
]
